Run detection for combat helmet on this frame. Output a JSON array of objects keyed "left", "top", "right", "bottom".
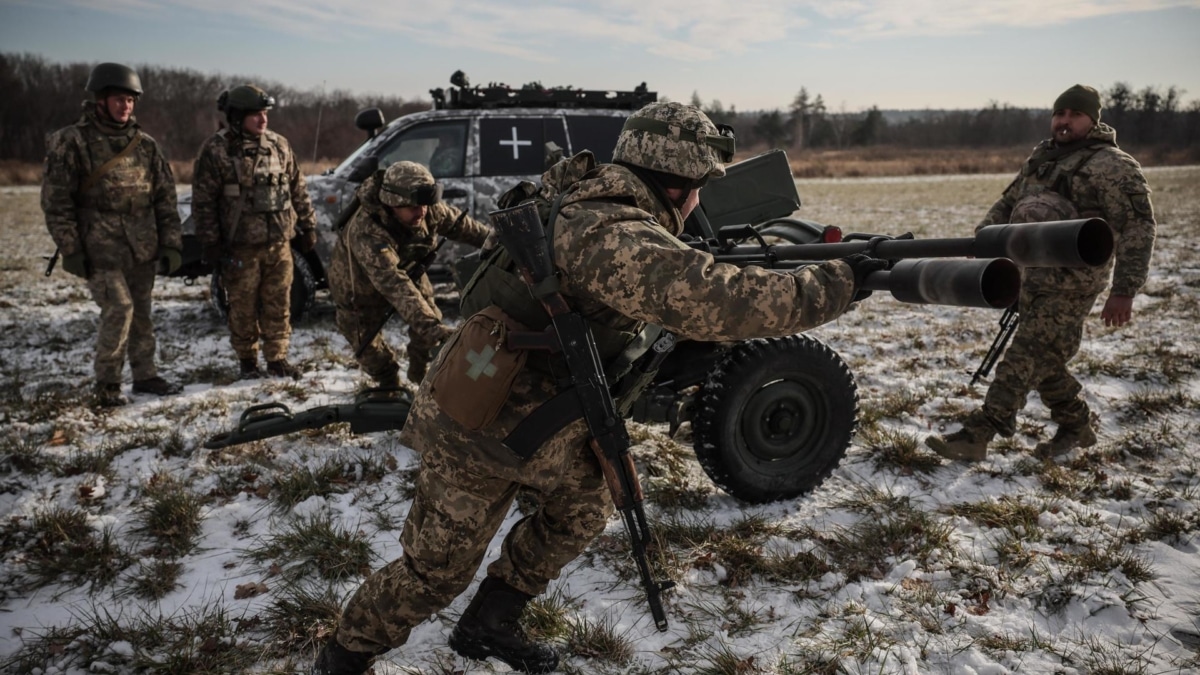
[
  {"left": 223, "top": 84, "right": 275, "bottom": 112},
  {"left": 85, "top": 63, "right": 143, "bottom": 97},
  {"left": 613, "top": 101, "right": 734, "bottom": 185},
  {"left": 1009, "top": 191, "right": 1079, "bottom": 225},
  {"left": 379, "top": 161, "right": 443, "bottom": 207}
]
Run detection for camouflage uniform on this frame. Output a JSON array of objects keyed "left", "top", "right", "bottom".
[
  {"left": 327, "top": 170, "right": 490, "bottom": 385},
  {"left": 41, "top": 102, "right": 182, "bottom": 387},
  {"left": 964, "top": 122, "right": 1156, "bottom": 443},
  {"left": 333, "top": 146, "right": 858, "bottom": 655},
  {"left": 192, "top": 126, "right": 316, "bottom": 363}
]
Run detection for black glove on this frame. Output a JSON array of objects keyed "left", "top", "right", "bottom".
[
  {"left": 297, "top": 229, "right": 318, "bottom": 253},
  {"left": 201, "top": 244, "right": 224, "bottom": 267},
  {"left": 62, "top": 251, "right": 90, "bottom": 279},
  {"left": 840, "top": 253, "right": 889, "bottom": 302}
]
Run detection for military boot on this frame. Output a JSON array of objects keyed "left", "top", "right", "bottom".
[
  {"left": 239, "top": 358, "right": 263, "bottom": 380},
  {"left": 1035, "top": 415, "right": 1098, "bottom": 457},
  {"left": 311, "top": 634, "right": 375, "bottom": 675},
  {"left": 92, "top": 382, "right": 128, "bottom": 407},
  {"left": 267, "top": 359, "right": 301, "bottom": 380},
  {"left": 132, "top": 376, "right": 182, "bottom": 396},
  {"left": 925, "top": 416, "right": 997, "bottom": 462},
  {"left": 448, "top": 576, "right": 558, "bottom": 674}
]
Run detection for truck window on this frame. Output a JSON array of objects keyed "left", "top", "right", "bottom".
[
  {"left": 377, "top": 120, "right": 469, "bottom": 178},
  {"left": 480, "top": 117, "right": 568, "bottom": 176},
  {"left": 565, "top": 115, "right": 627, "bottom": 164}
]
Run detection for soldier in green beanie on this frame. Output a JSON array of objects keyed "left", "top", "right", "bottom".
[{"left": 926, "top": 84, "right": 1157, "bottom": 462}]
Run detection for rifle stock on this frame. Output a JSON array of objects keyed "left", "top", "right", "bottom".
[{"left": 490, "top": 201, "right": 674, "bottom": 631}]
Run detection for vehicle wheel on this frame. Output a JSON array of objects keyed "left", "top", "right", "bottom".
[
  {"left": 208, "top": 251, "right": 317, "bottom": 324},
  {"left": 693, "top": 334, "right": 857, "bottom": 503}
]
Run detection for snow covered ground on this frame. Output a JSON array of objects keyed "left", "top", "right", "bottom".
[{"left": 1, "top": 167, "right": 1199, "bottom": 674}]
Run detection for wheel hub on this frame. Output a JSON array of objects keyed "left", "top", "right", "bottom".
[{"left": 740, "top": 379, "right": 824, "bottom": 461}]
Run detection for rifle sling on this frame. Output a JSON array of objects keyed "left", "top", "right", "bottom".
[
  {"left": 503, "top": 387, "right": 583, "bottom": 460},
  {"left": 81, "top": 133, "right": 142, "bottom": 194}
]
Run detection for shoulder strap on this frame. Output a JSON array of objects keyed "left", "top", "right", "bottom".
[{"left": 81, "top": 133, "right": 142, "bottom": 194}]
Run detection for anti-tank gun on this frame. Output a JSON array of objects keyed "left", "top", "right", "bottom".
[
  {"left": 202, "top": 150, "right": 1113, "bottom": 505},
  {"left": 623, "top": 150, "right": 1113, "bottom": 504}
]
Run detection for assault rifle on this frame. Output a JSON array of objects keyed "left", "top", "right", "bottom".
[
  {"left": 490, "top": 201, "right": 675, "bottom": 632},
  {"left": 971, "top": 305, "right": 1019, "bottom": 386},
  {"left": 202, "top": 389, "right": 412, "bottom": 450},
  {"left": 694, "top": 218, "right": 1114, "bottom": 309}
]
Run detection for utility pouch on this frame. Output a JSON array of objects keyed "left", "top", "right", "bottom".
[
  {"left": 252, "top": 179, "right": 290, "bottom": 213},
  {"left": 431, "top": 305, "right": 529, "bottom": 430}
]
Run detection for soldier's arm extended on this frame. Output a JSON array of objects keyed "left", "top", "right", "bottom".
[
  {"left": 430, "top": 202, "right": 490, "bottom": 248},
  {"left": 557, "top": 206, "right": 858, "bottom": 342},
  {"left": 282, "top": 136, "right": 317, "bottom": 234},
  {"left": 40, "top": 130, "right": 85, "bottom": 255},
  {"left": 149, "top": 137, "right": 183, "bottom": 250},
  {"left": 190, "top": 143, "right": 224, "bottom": 247},
  {"left": 349, "top": 226, "right": 450, "bottom": 342}
]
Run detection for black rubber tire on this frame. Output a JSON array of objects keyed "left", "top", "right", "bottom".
[
  {"left": 208, "top": 249, "right": 316, "bottom": 324},
  {"left": 693, "top": 334, "right": 857, "bottom": 503}
]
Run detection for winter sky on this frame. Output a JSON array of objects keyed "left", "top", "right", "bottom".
[{"left": 1, "top": 0, "right": 1199, "bottom": 111}]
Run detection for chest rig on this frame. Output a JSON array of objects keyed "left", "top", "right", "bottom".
[
  {"left": 218, "top": 129, "right": 290, "bottom": 215},
  {"left": 79, "top": 127, "right": 152, "bottom": 216}
]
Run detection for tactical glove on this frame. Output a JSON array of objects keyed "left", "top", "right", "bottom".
[
  {"left": 840, "top": 253, "right": 889, "bottom": 302},
  {"left": 297, "top": 229, "right": 318, "bottom": 253},
  {"left": 158, "top": 247, "right": 182, "bottom": 275},
  {"left": 62, "top": 251, "right": 90, "bottom": 279},
  {"left": 201, "top": 244, "right": 224, "bottom": 267}
]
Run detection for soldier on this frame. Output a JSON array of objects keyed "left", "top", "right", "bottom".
[
  {"left": 41, "top": 62, "right": 184, "bottom": 407},
  {"left": 926, "top": 84, "right": 1157, "bottom": 462},
  {"left": 191, "top": 84, "right": 317, "bottom": 380},
  {"left": 326, "top": 161, "right": 490, "bottom": 389},
  {"left": 312, "top": 102, "right": 884, "bottom": 674}
]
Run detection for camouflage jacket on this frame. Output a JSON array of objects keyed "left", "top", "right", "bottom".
[
  {"left": 981, "top": 123, "right": 1157, "bottom": 296},
  {"left": 41, "top": 102, "right": 182, "bottom": 269},
  {"left": 483, "top": 154, "right": 858, "bottom": 343},
  {"left": 191, "top": 128, "right": 316, "bottom": 248},
  {"left": 328, "top": 172, "right": 491, "bottom": 314}
]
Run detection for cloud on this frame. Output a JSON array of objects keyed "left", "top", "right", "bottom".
[
  {"left": 819, "top": 0, "right": 1200, "bottom": 39},
  {"left": 59, "top": 0, "right": 1199, "bottom": 59}
]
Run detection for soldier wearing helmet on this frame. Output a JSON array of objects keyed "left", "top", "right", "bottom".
[
  {"left": 191, "top": 84, "right": 318, "bottom": 380},
  {"left": 41, "top": 62, "right": 184, "bottom": 406},
  {"left": 326, "top": 160, "right": 490, "bottom": 389},
  {"left": 314, "top": 102, "right": 876, "bottom": 675},
  {"left": 926, "top": 84, "right": 1158, "bottom": 462}
]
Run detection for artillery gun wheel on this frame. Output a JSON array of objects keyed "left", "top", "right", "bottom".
[
  {"left": 693, "top": 335, "right": 857, "bottom": 503},
  {"left": 209, "top": 250, "right": 317, "bottom": 324}
]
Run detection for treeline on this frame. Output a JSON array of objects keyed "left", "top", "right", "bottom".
[
  {"left": 4, "top": 52, "right": 1199, "bottom": 169},
  {"left": 696, "top": 84, "right": 1200, "bottom": 153},
  {"left": 0, "top": 53, "right": 428, "bottom": 165}
]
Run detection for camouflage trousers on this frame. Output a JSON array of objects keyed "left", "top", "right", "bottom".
[
  {"left": 86, "top": 260, "right": 159, "bottom": 384},
  {"left": 981, "top": 285, "right": 1100, "bottom": 436},
  {"left": 334, "top": 275, "right": 450, "bottom": 385},
  {"left": 335, "top": 360, "right": 614, "bottom": 654},
  {"left": 334, "top": 302, "right": 400, "bottom": 383},
  {"left": 221, "top": 241, "right": 292, "bottom": 361}
]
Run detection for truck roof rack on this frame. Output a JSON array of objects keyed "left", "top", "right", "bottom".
[{"left": 430, "top": 71, "right": 657, "bottom": 111}]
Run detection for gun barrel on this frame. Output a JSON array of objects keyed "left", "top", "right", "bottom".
[
  {"left": 973, "top": 218, "right": 1113, "bottom": 267},
  {"left": 862, "top": 258, "right": 1020, "bottom": 309},
  {"left": 717, "top": 219, "right": 1112, "bottom": 268}
]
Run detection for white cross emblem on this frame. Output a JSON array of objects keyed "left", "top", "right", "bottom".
[
  {"left": 499, "top": 126, "right": 532, "bottom": 160},
  {"left": 466, "top": 346, "right": 499, "bottom": 380}
]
